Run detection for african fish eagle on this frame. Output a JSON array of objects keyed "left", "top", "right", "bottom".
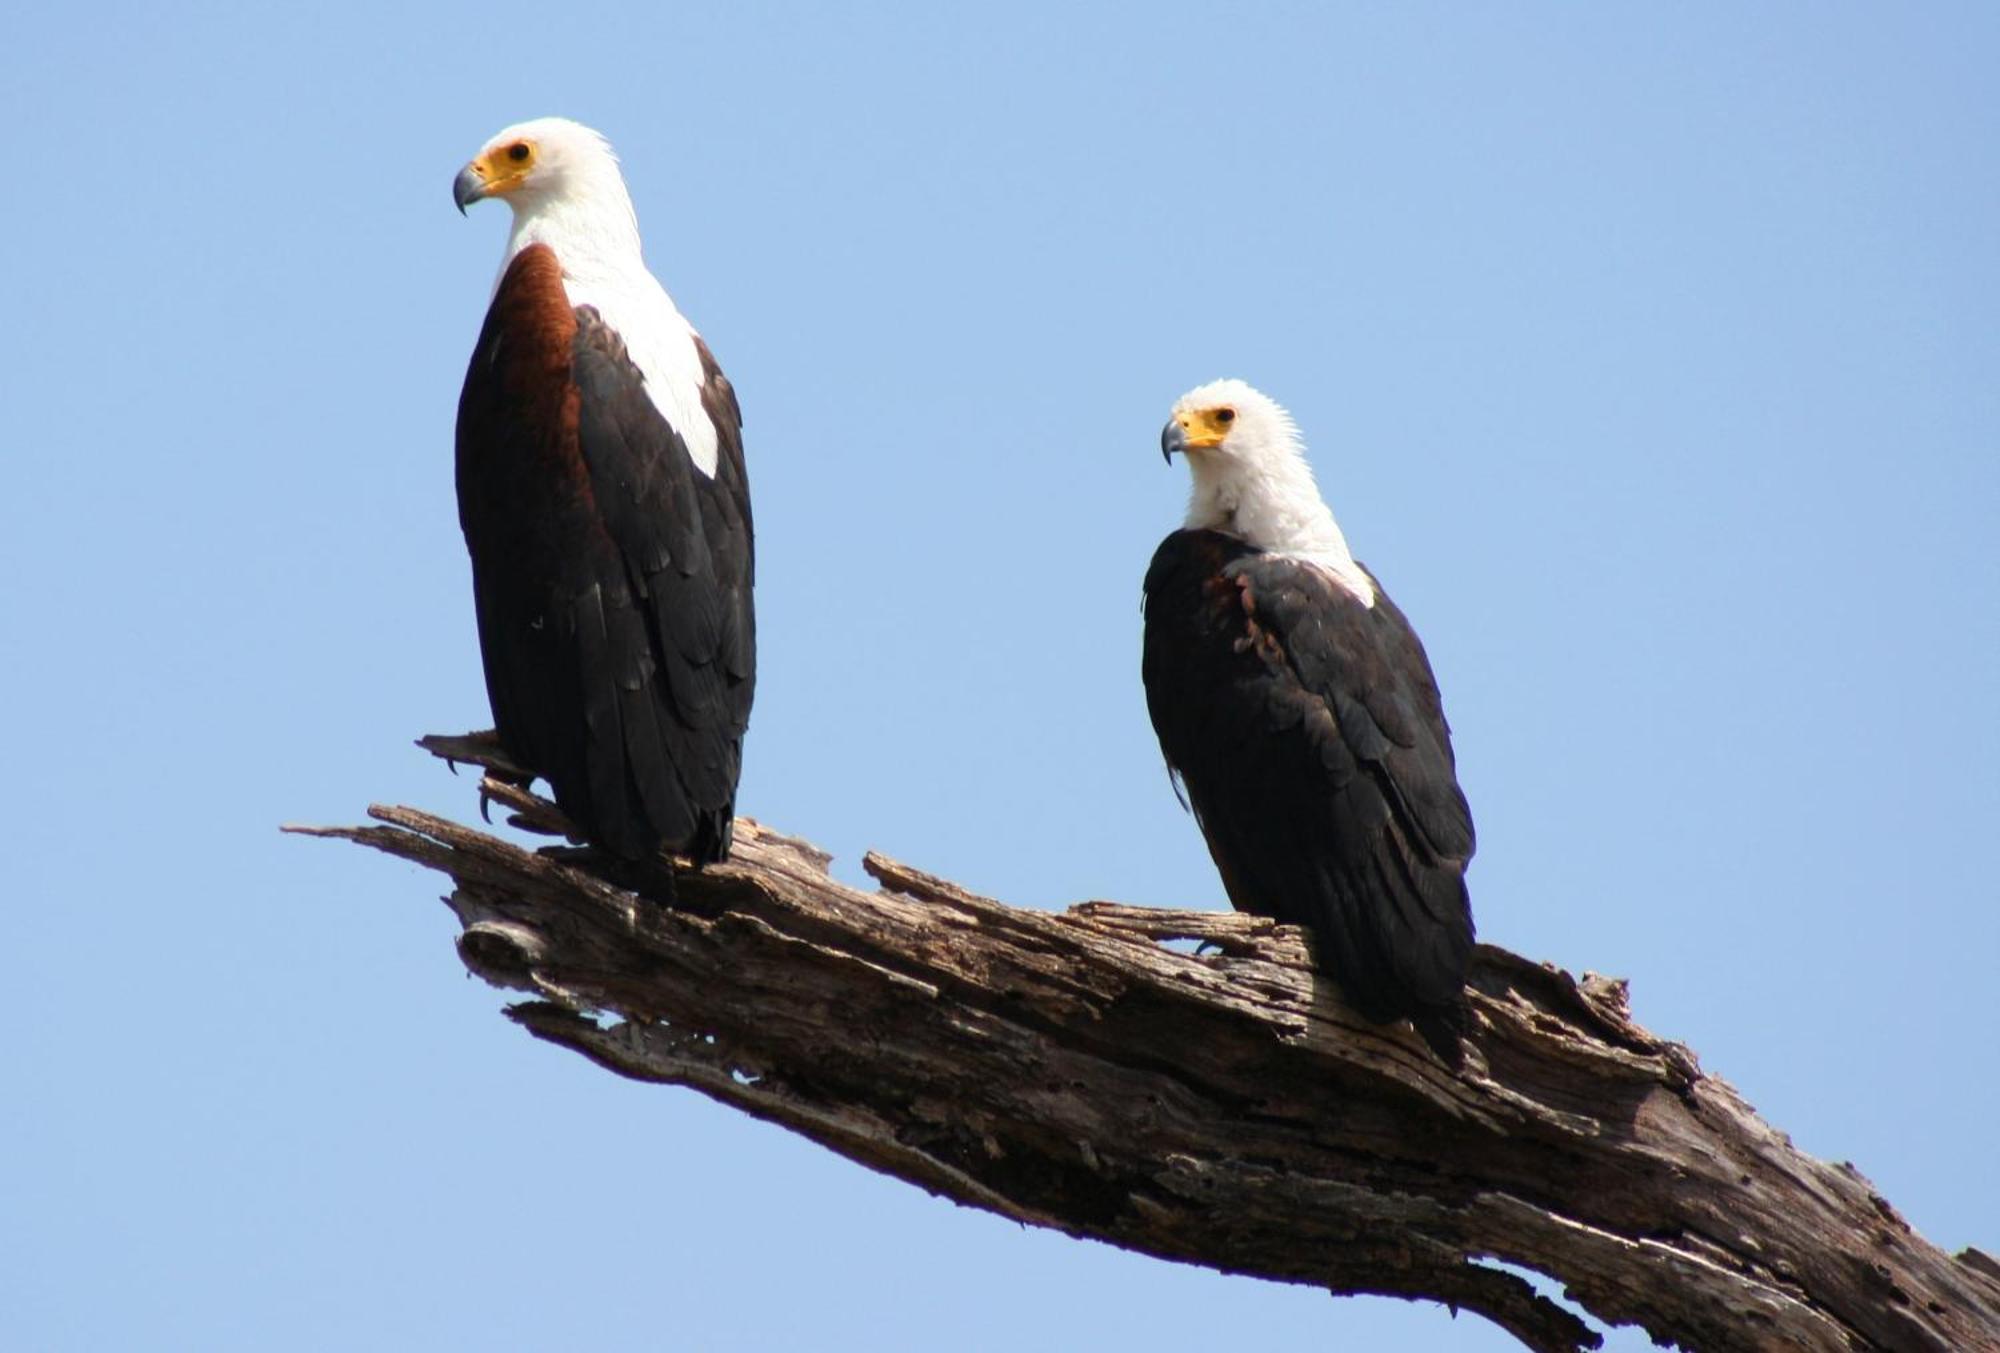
[
  {"left": 1142, "top": 380, "right": 1474, "bottom": 1064},
  {"left": 452, "top": 118, "right": 753, "bottom": 866}
]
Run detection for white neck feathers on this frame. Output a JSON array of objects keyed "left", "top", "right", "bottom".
[
  {"left": 1182, "top": 407, "right": 1376, "bottom": 607},
  {"left": 500, "top": 164, "right": 643, "bottom": 290}
]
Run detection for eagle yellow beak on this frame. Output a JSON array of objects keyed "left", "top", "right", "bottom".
[
  {"left": 1162, "top": 410, "right": 1228, "bottom": 461},
  {"left": 454, "top": 146, "right": 535, "bottom": 215}
]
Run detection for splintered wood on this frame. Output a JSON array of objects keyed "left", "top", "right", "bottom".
[{"left": 288, "top": 734, "right": 2000, "bottom": 1353}]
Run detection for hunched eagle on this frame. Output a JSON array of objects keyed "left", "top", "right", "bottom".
[
  {"left": 1142, "top": 380, "right": 1474, "bottom": 1064},
  {"left": 452, "top": 118, "right": 753, "bottom": 866}
]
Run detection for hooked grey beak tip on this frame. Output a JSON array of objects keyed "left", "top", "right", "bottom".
[
  {"left": 1160, "top": 420, "right": 1185, "bottom": 464},
  {"left": 452, "top": 166, "right": 484, "bottom": 216}
]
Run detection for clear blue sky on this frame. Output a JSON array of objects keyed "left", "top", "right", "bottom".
[{"left": 5, "top": 5, "right": 1995, "bottom": 1349}]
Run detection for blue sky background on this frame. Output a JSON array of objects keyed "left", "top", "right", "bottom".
[{"left": 5, "top": 5, "right": 1995, "bottom": 1349}]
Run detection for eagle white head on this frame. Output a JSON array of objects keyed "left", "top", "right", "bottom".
[
  {"left": 452, "top": 117, "right": 648, "bottom": 287},
  {"left": 1160, "top": 379, "right": 1372, "bottom": 602},
  {"left": 454, "top": 118, "right": 631, "bottom": 217}
]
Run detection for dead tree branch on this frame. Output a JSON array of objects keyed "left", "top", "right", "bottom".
[{"left": 288, "top": 733, "right": 2000, "bottom": 1352}]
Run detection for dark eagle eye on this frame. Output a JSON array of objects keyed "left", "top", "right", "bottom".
[
  {"left": 1216, "top": 408, "right": 1236, "bottom": 424},
  {"left": 507, "top": 142, "right": 531, "bottom": 162}
]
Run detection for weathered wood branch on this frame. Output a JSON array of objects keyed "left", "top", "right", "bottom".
[{"left": 290, "top": 734, "right": 2000, "bottom": 1353}]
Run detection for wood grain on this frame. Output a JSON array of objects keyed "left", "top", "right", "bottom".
[{"left": 287, "top": 733, "right": 2000, "bottom": 1352}]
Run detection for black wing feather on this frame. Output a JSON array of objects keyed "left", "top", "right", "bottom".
[{"left": 565, "top": 307, "right": 754, "bottom": 859}]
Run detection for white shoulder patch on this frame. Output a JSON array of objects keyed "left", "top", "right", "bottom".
[{"left": 563, "top": 275, "right": 721, "bottom": 478}]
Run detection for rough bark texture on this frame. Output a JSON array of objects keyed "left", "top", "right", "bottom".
[{"left": 290, "top": 734, "right": 2000, "bottom": 1353}]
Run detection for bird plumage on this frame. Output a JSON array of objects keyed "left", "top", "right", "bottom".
[
  {"left": 1144, "top": 382, "right": 1473, "bottom": 1062},
  {"left": 453, "top": 119, "right": 753, "bottom": 865}
]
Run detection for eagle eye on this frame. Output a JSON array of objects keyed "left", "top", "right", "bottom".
[
  {"left": 507, "top": 141, "right": 532, "bottom": 163},
  {"left": 1216, "top": 408, "right": 1236, "bottom": 424}
]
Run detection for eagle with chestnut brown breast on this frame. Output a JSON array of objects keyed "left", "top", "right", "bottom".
[{"left": 452, "top": 118, "right": 753, "bottom": 867}]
